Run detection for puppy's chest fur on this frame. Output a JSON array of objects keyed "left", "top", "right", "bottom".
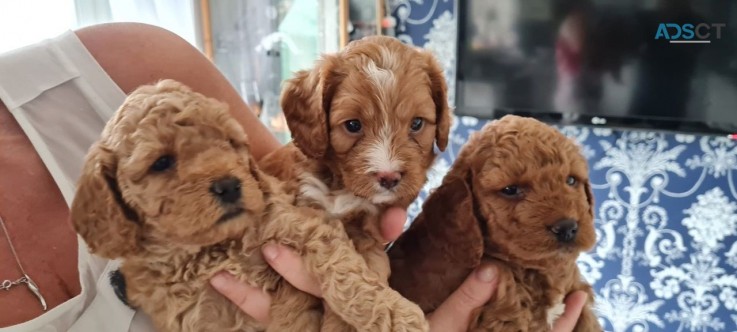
[
  {"left": 513, "top": 266, "right": 567, "bottom": 328},
  {"left": 297, "top": 171, "right": 388, "bottom": 270},
  {"left": 479, "top": 259, "right": 578, "bottom": 331},
  {"left": 122, "top": 239, "right": 274, "bottom": 332},
  {"left": 302, "top": 174, "right": 384, "bottom": 229},
  {"left": 261, "top": 146, "right": 390, "bottom": 272}
]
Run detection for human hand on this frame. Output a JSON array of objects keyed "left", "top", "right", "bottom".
[
  {"left": 209, "top": 207, "right": 586, "bottom": 331},
  {"left": 551, "top": 291, "right": 589, "bottom": 332},
  {"left": 425, "top": 263, "right": 499, "bottom": 331},
  {"left": 425, "top": 267, "right": 587, "bottom": 332},
  {"left": 209, "top": 207, "right": 408, "bottom": 323}
]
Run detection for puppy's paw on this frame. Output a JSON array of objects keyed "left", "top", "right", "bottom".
[
  {"left": 109, "top": 269, "right": 134, "bottom": 308},
  {"left": 384, "top": 290, "right": 430, "bottom": 332}
]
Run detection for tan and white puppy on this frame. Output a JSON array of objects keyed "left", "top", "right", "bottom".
[{"left": 260, "top": 36, "right": 452, "bottom": 331}]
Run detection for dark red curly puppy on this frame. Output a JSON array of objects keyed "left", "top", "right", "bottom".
[{"left": 389, "top": 115, "right": 602, "bottom": 331}]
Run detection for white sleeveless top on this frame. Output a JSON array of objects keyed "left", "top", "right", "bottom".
[{"left": 0, "top": 31, "right": 155, "bottom": 332}]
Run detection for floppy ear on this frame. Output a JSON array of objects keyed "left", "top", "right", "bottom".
[
  {"left": 280, "top": 56, "right": 343, "bottom": 159},
  {"left": 404, "top": 175, "right": 484, "bottom": 266},
  {"left": 388, "top": 174, "right": 483, "bottom": 312},
  {"left": 249, "top": 155, "right": 271, "bottom": 194},
  {"left": 70, "top": 144, "right": 142, "bottom": 259},
  {"left": 422, "top": 51, "right": 451, "bottom": 152},
  {"left": 584, "top": 178, "right": 595, "bottom": 217},
  {"left": 247, "top": 155, "right": 276, "bottom": 208}
]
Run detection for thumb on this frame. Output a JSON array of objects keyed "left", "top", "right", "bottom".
[
  {"left": 210, "top": 272, "right": 272, "bottom": 324},
  {"left": 551, "top": 290, "right": 588, "bottom": 332},
  {"left": 428, "top": 263, "right": 499, "bottom": 332},
  {"left": 380, "top": 206, "right": 407, "bottom": 242}
]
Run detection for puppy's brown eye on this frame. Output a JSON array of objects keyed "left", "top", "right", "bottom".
[
  {"left": 500, "top": 185, "right": 522, "bottom": 197},
  {"left": 344, "top": 119, "right": 362, "bottom": 133},
  {"left": 410, "top": 117, "right": 424, "bottom": 132},
  {"left": 150, "top": 155, "right": 175, "bottom": 172},
  {"left": 566, "top": 176, "right": 577, "bottom": 186}
]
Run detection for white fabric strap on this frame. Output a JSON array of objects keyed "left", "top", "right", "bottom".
[{"left": 0, "top": 30, "right": 140, "bottom": 332}]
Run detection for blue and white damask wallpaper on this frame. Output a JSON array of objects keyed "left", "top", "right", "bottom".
[
  {"left": 388, "top": 0, "right": 457, "bottom": 106},
  {"left": 391, "top": 1, "right": 737, "bottom": 331}
]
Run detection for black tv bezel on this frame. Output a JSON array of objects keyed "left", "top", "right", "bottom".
[{"left": 453, "top": 1, "right": 734, "bottom": 136}]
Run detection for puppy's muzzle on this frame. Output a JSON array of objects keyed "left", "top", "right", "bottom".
[
  {"left": 550, "top": 219, "right": 578, "bottom": 243},
  {"left": 210, "top": 176, "right": 242, "bottom": 204},
  {"left": 376, "top": 171, "right": 402, "bottom": 190}
]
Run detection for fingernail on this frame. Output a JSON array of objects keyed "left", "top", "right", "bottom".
[
  {"left": 476, "top": 265, "right": 497, "bottom": 282},
  {"left": 262, "top": 244, "right": 279, "bottom": 261}
]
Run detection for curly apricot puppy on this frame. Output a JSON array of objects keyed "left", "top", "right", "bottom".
[
  {"left": 260, "top": 36, "right": 450, "bottom": 332},
  {"left": 71, "top": 80, "right": 397, "bottom": 332},
  {"left": 389, "top": 115, "right": 602, "bottom": 331}
]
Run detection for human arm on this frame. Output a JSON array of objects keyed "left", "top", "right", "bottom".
[{"left": 76, "top": 22, "right": 282, "bottom": 160}]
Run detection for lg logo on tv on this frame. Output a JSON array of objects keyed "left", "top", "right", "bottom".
[{"left": 655, "top": 23, "right": 726, "bottom": 43}]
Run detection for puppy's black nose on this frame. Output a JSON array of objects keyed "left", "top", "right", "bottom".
[
  {"left": 377, "top": 171, "right": 401, "bottom": 190},
  {"left": 550, "top": 219, "right": 578, "bottom": 243},
  {"left": 210, "top": 176, "right": 242, "bottom": 204}
]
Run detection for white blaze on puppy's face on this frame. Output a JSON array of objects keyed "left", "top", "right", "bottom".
[
  {"left": 365, "top": 60, "right": 396, "bottom": 106},
  {"left": 363, "top": 60, "right": 403, "bottom": 198},
  {"left": 365, "top": 125, "right": 403, "bottom": 175}
]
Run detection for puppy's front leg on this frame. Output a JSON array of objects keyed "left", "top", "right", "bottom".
[
  {"left": 316, "top": 241, "right": 428, "bottom": 332},
  {"left": 350, "top": 222, "right": 391, "bottom": 281},
  {"left": 321, "top": 226, "right": 393, "bottom": 332},
  {"left": 265, "top": 205, "right": 428, "bottom": 332},
  {"left": 318, "top": 225, "right": 427, "bottom": 332}
]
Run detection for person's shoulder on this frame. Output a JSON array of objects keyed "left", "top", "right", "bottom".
[{"left": 75, "top": 23, "right": 207, "bottom": 95}]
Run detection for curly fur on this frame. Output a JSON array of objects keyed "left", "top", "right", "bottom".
[
  {"left": 388, "top": 115, "right": 603, "bottom": 331},
  {"left": 70, "top": 80, "right": 425, "bottom": 332},
  {"left": 69, "top": 80, "right": 316, "bottom": 332},
  {"left": 259, "top": 36, "right": 451, "bottom": 331}
]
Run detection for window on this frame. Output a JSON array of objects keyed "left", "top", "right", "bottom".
[
  {"left": 0, "top": 0, "right": 200, "bottom": 54},
  {"left": 0, "top": 0, "right": 339, "bottom": 142},
  {"left": 0, "top": 0, "right": 77, "bottom": 54}
]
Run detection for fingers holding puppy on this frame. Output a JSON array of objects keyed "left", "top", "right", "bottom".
[
  {"left": 209, "top": 246, "right": 322, "bottom": 326},
  {"left": 552, "top": 291, "right": 589, "bottom": 332},
  {"left": 427, "top": 263, "right": 588, "bottom": 332},
  {"left": 211, "top": 208, "right": 407, "bottom": 325},
  {"left": 381, "top": 206, "right": 408, "bottom": 243},
  {"left": 427, "top": 263, "right": 499, "bottom": 332},
  {"left": 212, "top": 259, "right": 587, "bottom": 332},
  {"left": 210, "top": 204, "right": 587, "bottom": 331},
  {"left": 210, "top": 272, "right": 272, "bottom": 324},
  {"left": 260, "top": 207, "right": 406, "bottom": 295},
  {"left": 209, "top": 243, "right": 323, "bottom": 324},
  {"left": 260, "top": 244, "right": 322, "bottom": 297}
]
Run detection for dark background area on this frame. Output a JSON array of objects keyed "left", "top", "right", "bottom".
[{"left": 456, "top": 0, "right": 737, "bottom": 134}]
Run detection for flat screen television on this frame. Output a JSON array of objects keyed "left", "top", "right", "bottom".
[{"left": 455, "top": 0, "right": 737, "bottom": 134}]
